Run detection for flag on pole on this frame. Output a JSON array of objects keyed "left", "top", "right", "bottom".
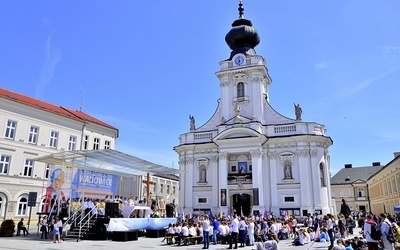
[{"left": 209, "top": 210, "right": 214, "bottom": 220}]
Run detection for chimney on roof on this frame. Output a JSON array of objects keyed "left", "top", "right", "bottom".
[
  {"left": 344, "top": 164, "right": 352, "bottom": 168},
  {"left": 394, "top": 152, "right": 400, "bottom": 158},
  {"left": 372, "top": 162, "right": 380, "bottom": 166}
]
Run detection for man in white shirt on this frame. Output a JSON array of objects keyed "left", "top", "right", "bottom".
[
  {"left": 229, "top": 215, "right": 239, "bottom": 249},
  {"left": 380, "top": 213, "right": 394, "bottom": 250}
]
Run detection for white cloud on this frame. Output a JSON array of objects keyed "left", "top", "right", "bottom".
[
  {"left": 314, "top": 62, "right": 328, "bottom": 69},
  {"left": 379, "top": 45, "right": 400, "bottom": 58},
  {"left": 35, "top": 31, "right": 61, "bottom": 98},
  {"left": 339, "top": 68, "right": 400, "bottom": 98}
]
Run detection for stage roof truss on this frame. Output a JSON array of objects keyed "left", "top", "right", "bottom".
[{"left": 34, "top": 149, "right": 181, "bottom": 177}]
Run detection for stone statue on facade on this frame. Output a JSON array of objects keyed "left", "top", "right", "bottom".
[
  {"left": 294, "top": 103, "right": 302, "bottom": 121},
  {"left": 189, "top": 115, "right": 195, "bottom": 130}
]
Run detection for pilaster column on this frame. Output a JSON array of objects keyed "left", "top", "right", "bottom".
[
  {"left": 268, "top": 151, "right": 278, "bottom": 211},
  {"left": 218, "top": 152, "right": 228, "bottom": 215},
  {"left": 251, "top": 149, "right": 264, "bottom": 212},
  {"left": 297, "top": 149, "right": 311, "bottom": 209},
  {"left": 185, "top": 156, "right": 194, "bottom": 213}
]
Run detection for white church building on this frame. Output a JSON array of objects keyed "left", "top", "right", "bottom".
[{"left": 174, "top": 2, "right": 333, "bottom": 218}]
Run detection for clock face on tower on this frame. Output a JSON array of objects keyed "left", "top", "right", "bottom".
[{"left": 234, "top": 55, "right": 245, "bottom": 65}]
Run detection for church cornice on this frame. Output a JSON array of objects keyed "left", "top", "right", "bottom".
[{"left": 216, "top": 65, "right": 268, "bottom": 79}]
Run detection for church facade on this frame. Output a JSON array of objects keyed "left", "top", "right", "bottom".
[{"left": 174, "top": 3, "right": 333, "bottom": 218}]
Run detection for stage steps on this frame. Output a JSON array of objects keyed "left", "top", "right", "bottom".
[{"left": 64, "top": 217, "right": 106, "bottom": 241}]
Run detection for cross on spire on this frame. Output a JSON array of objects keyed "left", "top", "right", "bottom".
[{"left": 238, "top": 0, "right": 244, "bottom": 19}]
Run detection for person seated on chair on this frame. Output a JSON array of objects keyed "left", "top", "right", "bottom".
[{"left": 17, "top": 218, "right": 29, "bottom": 236}]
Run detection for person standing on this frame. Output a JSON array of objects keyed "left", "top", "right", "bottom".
[
  {"left": 238, "top": 216, "right": 247, "bottom": 247},
  {"left": 248, "top": 219, "right": 255, "bottom": 246},
  {"left": 212, "top": 218, "right": 219, "bottom": 245},
  {"left": 380, "top": 213, "right": 394, "bottom": 250},
  {"left": 52, "top": 216, "right": 63, "bottom": 243},
  {"left": 229, "top": 214, "right": 239, "bottom": 249},
  {"left": 202, "top": 215, "right": 210, "bottom": 249},
  {"left": 327, "top": 214, "right": 335, "bottom": 250},
  {"left": 40, "top": 215, "right": 48, "bottom": 239},
  {"left": 363, "top": 214, "right": 379, "bottom": 250},
  {"left": 340, "top": 199, "right": 351, "bottom": 218}
]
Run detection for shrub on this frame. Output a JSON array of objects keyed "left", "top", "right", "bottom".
[{"left": 0, "top": 219, "right": 16, "bottom": 237}]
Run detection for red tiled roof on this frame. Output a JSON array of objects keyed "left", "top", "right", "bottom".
[{"left": 0, "top": 88, "right": 118, "bottom": 131}]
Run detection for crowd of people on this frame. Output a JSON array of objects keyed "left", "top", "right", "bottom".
[{"left": 162, "top": 203, "right": 400, "bottom": 250}]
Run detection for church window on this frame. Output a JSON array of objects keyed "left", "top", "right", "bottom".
[
  {"left": 198, "top": 198, "right": 207, "bottom": 203},
  {"left": 319, "top": 163, "right": 326, "bottom": 187},
  {"left": 237, "top": 82, "right": 244, "bottom": 99},
  {"left": 231, "top": 166, "right": 237, "bottom": 172},
  {"left": 93, "top": 138, "right": 100, "bottom": 150},
  {"left": 249, "top": 165, "right": 252, "bottom": 172},
  {"left": 5, "top": 120, "right": 17, "bottom": 140},
  {"left": 199, "top": 166, "right": 207, "bottom": 183},
  {"left": 83, "top": 135, "right": 89, "bottom": 150},
  {"left": 284, "top": 196, "right": 294, "bottom": 202},
  {"left": 0, "top": 155, "right": 11, "bottom": 174}
]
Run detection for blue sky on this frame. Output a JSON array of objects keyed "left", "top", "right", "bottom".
[{"left": 1, "top": 1, "right": 399, "bottom": 175}]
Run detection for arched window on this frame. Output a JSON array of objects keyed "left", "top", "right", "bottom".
[
  {"left": 16, "top": 196, "right": 28, "bottom": 216},
  {"left": 0, "top": 193, "right": 5, "bottom": 218},
  {"left": 319, "top": 163, "right": 326, "bottom": 187},
  {"left": 237, "top": 82, "right": 245, "bottom": 99}
]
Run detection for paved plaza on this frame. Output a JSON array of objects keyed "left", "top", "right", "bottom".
[{"left": 0, "top": 227, "right": 340, "bottom": 250}]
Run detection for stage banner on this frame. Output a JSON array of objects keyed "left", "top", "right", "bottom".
[{"left": 71, "top": 169, "right": 118, "bottom": 199}]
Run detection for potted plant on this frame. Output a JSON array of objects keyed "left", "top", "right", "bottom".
[{"left": 0, "top": 219, "right": 15, "bottom": 237}]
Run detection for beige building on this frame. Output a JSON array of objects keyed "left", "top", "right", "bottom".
[
  {"left": 330, "top": 163, "right": 382, "bottom": 214},
  {"left": 367, "top": 152, "right": 400, "bottom": 215},
  {"left": 0, "top": 87, "right": 118, "bottom": 223}
]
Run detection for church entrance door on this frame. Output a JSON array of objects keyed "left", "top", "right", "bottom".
[{"left": 232, "top": 194, "right": 251, "bottom": 217}]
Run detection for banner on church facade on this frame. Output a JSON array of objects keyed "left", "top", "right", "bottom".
[{"left": 221, "top": 189, "right": 227, "bottom": 206}]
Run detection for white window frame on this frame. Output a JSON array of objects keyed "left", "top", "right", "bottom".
[
  {"left": 83, "top": 135, "right": 89, "bottom": 150},
  {"left": 28, "top": 126, "right": 39, "bottom": 144},
  {"left": 0, "top": 155, "right": 11, "bottom": 175},
  {"left": 23, "top": 159, "right": 34, "bottom": 177},
  {"left": 49, "top": 131, "right": 59, "bottom": 148},
  {"left": 16, "top": 196, "right": 28, "bottom": 216},
  {"left": 0, "top": 193, "right": 6, "bottom": 218},
  {"left": 93, "top": 138, "right": 100, "bottom": 150},
  {"left": 4, "top": 120, "right": 17, "bottom": 139},
  {"left": 104, "top": 140, "right": 111, "bottom": 149},
  {"left": 45, "top": 163, "right": 50, "bottom": 179},
  {"left": 68, "top": 136, "right": 77, "bottom": 151}
]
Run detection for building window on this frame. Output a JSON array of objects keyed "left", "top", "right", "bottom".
[
  {"left": 173, "top": 186, "right": 176, "bottom": 195},
  {"left": 319, "top": 163, "right": 326, "bottom": 187},
  {"left": 237, "top": 82, "right": 245, "bottom": 99},
  {"left": 0, "top": 155, "right": 11, "bottom": 174},
  {"left": 16, "top": 196, "right": 28, "bottom": 216},
  {"left": 68, "top": 136, "right": 77, "bottom": 151},
  {"left": 166, "top": 185, "right": 170, "bottom": 195},
  {"left": 4, "top": 120, "right": 17, "bottom": 139},
  {"left": 49, "top": 131, "right": 59, "bottom": 148},
  {"left": 231, "top": 166, "right": 237, "bottom": 172},
  {"left": 160, "top": 184, "right": 164, "bottom": 194},
  {"left": 83, "top": 135, "right": 89, "bottom": 150},
  {"left": 28, "top": 126, "right": 39, "bottom": 144},
  {"left": 284, "top": 196, "right": 295, "bottom": 202},
  {"left": 45, "top": 163, "right": 50, "bottom": 179},
  {"left": 198, "top": 198, "right": 207, "bottom": 203},
  {"left": 0, "top": 194, "right": 5, "bottom": 217},
  {"left": 199, "top": 166, "right": 207, "bottom": 183},
  {"left": 23, "top": 159, "right": 34, "bottom": 177},
  {"left": 104, "top": 140, "right": 111, "bottom": 149},
  {"left": 249, "top": 164, "right": 252, "bottom": 172},
  {"left": 93, "top": 138, "right": 100, "bottom": 150}
]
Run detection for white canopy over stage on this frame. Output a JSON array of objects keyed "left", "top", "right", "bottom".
[{"left": 35, "top": 149, "right": 181, "bottom": 177}]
